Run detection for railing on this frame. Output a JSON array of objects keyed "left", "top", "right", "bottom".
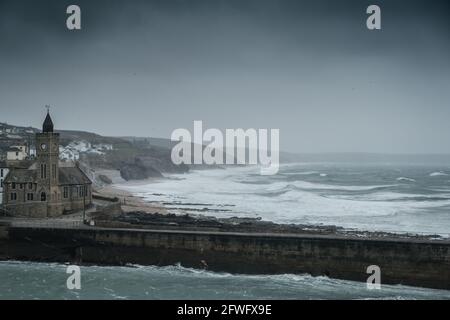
[{"left": 0, "top": 218, "right": 84, "bottom": 229}]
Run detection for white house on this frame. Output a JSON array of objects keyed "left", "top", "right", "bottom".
[
  {"left": 0, "top": 162, "right": 9, "bottom": 203},
  {"left": 6, "top": 145, "right": 28, "bottom": 161},
  {"left": 29, "top": 146, "right": 36, "bottom": 157}
]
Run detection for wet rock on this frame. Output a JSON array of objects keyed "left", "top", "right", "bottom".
[
  {"left": 97, "top": 174, "right": 113, "bottom": 185},
  {"left": 119, "top": 159, "right": 163, "bottom": 181}
]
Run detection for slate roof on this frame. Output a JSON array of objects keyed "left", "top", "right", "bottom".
[
  {"left": 0, "top": 160, "right": 33, "bottom": 170},
  {"left": 4, "top": 168, "right": 36, "bottom": 183},
  {"left": 59, "top": 167, "right": 91, "bottom": 185},
  {"left": 4, "top": 166, "right": 91, "bottom": 185}
]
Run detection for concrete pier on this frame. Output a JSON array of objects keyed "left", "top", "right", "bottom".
[{"left": 0, "top": 224, "right": 449, "bottom": 290}]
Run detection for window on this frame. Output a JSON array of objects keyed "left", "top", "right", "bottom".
[
  {"left": 63, "top": 187, "right": 69, "bottom": 199},
  {"left": 19, "top": 183, "right": 24, "bottom": 189},
  {"left": 1, "top": 169, "right": 3, "bottom": 177},
  {"left": 40, "top": 163, "right": 47, "bottom": 179},
  {"left": 52, "top": 164, "right": 56, "bottom": 181},
  {"left": 15, "top": 152, "right": 18, "bottom": 156},
  {"left": 0, "top": 179, "right": 2, "bottom": 188},
  {"left": 78, "top": 185, "right": 87, "bottom": 197},
  {"left": 28, "top": 183, "right": 33, "bottom": 190},
  {"left": 10, "top": 193, "right": 17, "bottom": 201},
  {"left": 11, "top": 182, "right": 16, "bottom": 189},
  {"left": 27, "top": 193, "right": 33, "bottom": 201},
  {"left": 40, "top": 192, "right": 46, "bottom": 202}
]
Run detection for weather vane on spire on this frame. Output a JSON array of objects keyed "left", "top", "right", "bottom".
[{"left": 45, "top": 105, "right": 50, "bottom": 113}]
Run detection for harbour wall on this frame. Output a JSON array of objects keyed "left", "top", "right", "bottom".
[{"left": 0, "top": 225, "right": 449, "bottom": 290}]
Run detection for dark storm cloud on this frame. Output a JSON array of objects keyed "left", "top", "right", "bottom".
[{"left": 0, "top": 0, "right": 449, "bottom": 153}]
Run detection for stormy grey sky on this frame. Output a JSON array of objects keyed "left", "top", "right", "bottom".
[{"left": 0, "top": 0, "right": 449, "bottom": 153}]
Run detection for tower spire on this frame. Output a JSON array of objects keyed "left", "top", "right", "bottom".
[{"left": 42, "top": 106, "right": 54, "bottom": 133}]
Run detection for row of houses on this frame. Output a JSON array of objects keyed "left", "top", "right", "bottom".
[{"left": 0, "top": 122, "right": 36, "bottom": 135}]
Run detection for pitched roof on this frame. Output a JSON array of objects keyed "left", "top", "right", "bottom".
[
  {"left": 59, "top": 167, "right": 91, "bottom": 185},
  {"left": 4, "top": 168, "right": 36, "bottom": 183},
  {"left": 0, "top": 160, "right": 33, "bottom": 170},
  {"left": 4, "top": 166, "right": 91, "bottom": 185}
]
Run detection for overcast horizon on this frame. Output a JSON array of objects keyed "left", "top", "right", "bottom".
[{"left": 0, "top": 0, "right": 449, "bottom": 154}]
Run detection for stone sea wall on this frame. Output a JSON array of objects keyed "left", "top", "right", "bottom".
[{"left": 0, "top": 226, "right": 449, "bottom": 290}]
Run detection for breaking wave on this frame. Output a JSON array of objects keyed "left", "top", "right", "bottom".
[{"left": 430, "top": 172, "right": 448, "bottom": 177}]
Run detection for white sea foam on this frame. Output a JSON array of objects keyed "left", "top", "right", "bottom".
[
  {"left": 283, "top": 171, "right": 319, "bottom": 175},
  {"left": 430, "top": 172, "right": 448, "bottom": 177},
  {"left": 397, "top": 177, "right": 416, "bottom": 182},
  {"left": 118, "top": 165, "right": 450, "bottom": 236},
  {"left": 289, "top": 180, "right": 395, "bottom": 191}
]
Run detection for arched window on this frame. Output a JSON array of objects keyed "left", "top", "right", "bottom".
[
  {"left": 40, "top": 163, "right": 47, "bottom": 179},
  {"left": 40, "top": 192, "right": 46, "bottom": 202}
]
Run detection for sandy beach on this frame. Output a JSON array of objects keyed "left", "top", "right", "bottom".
[{"left": 94, "top": 169, "right": 168, "bottom": 215}]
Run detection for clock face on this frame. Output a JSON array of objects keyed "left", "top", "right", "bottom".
[{"left": 41, "top": 143, "right": 47, "bottom": 150}]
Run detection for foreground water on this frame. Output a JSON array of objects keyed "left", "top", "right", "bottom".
[
  {"left": 122, "top": 163, "right": 450, "bottom": 236},
  {"left": 1, "top": 261, "right": 449, "bottom": 300}
]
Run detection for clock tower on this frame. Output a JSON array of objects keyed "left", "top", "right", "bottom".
[{"left": 36, "top": 108, "right": 60, "bottom": 215}]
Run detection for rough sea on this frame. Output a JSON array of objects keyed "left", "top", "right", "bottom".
[
  {"left": 1, "top": 261, "right": 450, "bottom": 300},
  {"left": 2, "top": 163, "right": 450, "bottom": 299},
  {"left": 124, "top": 163, "right": 450, "bottom": 236}
]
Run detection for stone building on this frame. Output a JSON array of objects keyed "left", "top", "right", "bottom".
[
  {"left": 0, "top": 160, "right": 32, "bottom": 204},
  {"left": 2, "top": 111, "right": 92, "bottom": 217}
]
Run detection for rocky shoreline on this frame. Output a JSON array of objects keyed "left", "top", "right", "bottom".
[{"left": 94, "top": 210, "right": 448, "bottom": 242}]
